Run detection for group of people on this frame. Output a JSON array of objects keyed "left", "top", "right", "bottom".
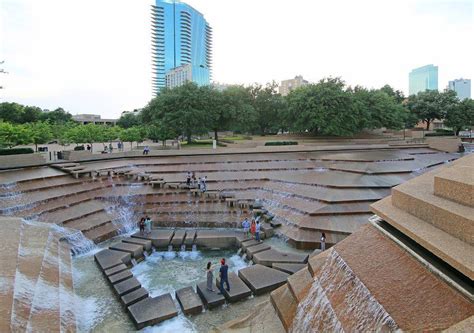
[
  {"left": 206, "top": 258, "right": 230, "bottom": 294},
  {"left": 241, "top": 217, "right": 262, "bottom": 241},
  {"left": 138, "top": 216, "right": 152, "bottom": 235},
  {"left": 186, "top": 172, "right": 207, "bottom": 192}
]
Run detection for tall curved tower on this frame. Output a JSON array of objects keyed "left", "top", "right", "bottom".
[{"left": 151, "top": 0, "right": 212, "bottom": 94}]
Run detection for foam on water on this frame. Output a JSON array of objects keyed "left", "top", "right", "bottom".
[{"left": 142, "top": 315, "right": 196, "bottom": 333}]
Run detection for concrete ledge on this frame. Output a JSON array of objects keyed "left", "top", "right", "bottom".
[
  {"left": 108, "top": 270, "right": 133, "bottom": 284},
  {"left": 110, "top": 242, "right": 144, "bottom": 259},
  {"left": 270, "top": 284, "right": 297, "bottom": 332},
  {"left": 252, "top": 249, "right": 309, "bottom": 267},
  {"left": 240, "top": 239, "right": 259, "bottom": 251},
  {"left": 184, "top": 230, "right": 197, "bottom": 246},
  {"left": 132, "top": 230, "right": 175, "bottom": 248},
  {"left": 216, "top": 272, "right": 252, "bottom": 302},
  {"left": 272, "top": 263, "right": 307, "bottom": 275},
  {"left": 194, "top": 230, "right": 237, "bottom": 249},
  {"left": 121, "top": 287, "right": 149, "bottom": 307},
  {"left": 94, "top": 249, "right": 132, "bottom": 271},
  {"left": 171, "top": 230, "right": 186, "bottom": 246},
  {"left": 246, "top": 243, "right": 271, "bottom": 260},
  {"left": 122, "top": 238, "right": 152, "bottom": 252},
  {"left": 104, "top": 263, "right": 128, "bottom": 277},
  {"left": 128, "top": 294, "right": 178, "bottom": 330},
  {"left": 238, "top": 264, "right": 289, "bottom": 295},
  {"left": 287, "top": 267, "right": 313, "bottom": 302},
  {"left": 434, "top": 164, "right": 473, "bottom": 207},
  {"left": 114, "top": 277, "right": 141, "bottom": 296},
  {"left": 176, "top": 286, "right": 203, "bottom": 315},
  {"left": 196, "top": 281, "right": 225, "bottom": 309}
]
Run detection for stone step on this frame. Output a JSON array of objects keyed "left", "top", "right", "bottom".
[
  {"left": 104, "top": 264, "right": 128, "bottom": 277},
  {"left": 58, "top": 241, "right": 77, "bottom": 333},
  {"left": 183, "top": 230, "right": 197, "bottom": 246},
  {"left": 10, "top": 221, "right": 52, "bottom": 332},
  {"left": 238, "top": 264, "right": 289, "bottom": 295},
  {"left": 252, "top": 249, "right": 309, "bottom": 267},
  {"left": 287, "top": 267, "right": 313, "bottom": 302},
  {"left": 391, "top": 171, "right": 473, "bottom": 244},
  {"left": 108, "top": 270, "right": 133, "bottom": 284},
  {"left": 83, "top": 222, "right": 120, "bottom": 244},
  {"left": 308, "top": 250, "right": 331, "bottom": 277},
  {"left": 272, "top": 263, "right": 307, "bottom": 275},
  {"left": 170, "top": 230, "right": 186, "bottom": 246},
  {"left": 41, "top": 200, "right": 106, "bottom": 224},
  {"left": 63, "top": 211, "right": 112, "bottom": 232},
  {"left": 114, "top": 277, "right": 141, "bottom": 296},
  {"left": 109, "top": 242, "right": 144, "bottom": 259},
  {"left": 122, "top": 238, "right": 152, "bottom": 252},
  {"left": 240, "top": 239, "right": 259, "bottom": 251},
  {"left": 433, "top": 163, "right": 473, "bottom": 207},
  {"left": 94, "top": 249, "right": 132, "bottom": 272},
  {"left": 121, "top": 287, "right": 148, "bottom": 307},
  {"left": 0, "top": 218, "right": 22, "bottom": 333},
  {"left": 132, "top": 230, "right": 175, "bottom": 248},
  {"left": 127, "top": 294, "right": 178, "bottom": 330},
  {"left": 216, "top": 272, "right": 252, "bottom": 302},
  {"left": 176, "top": 286, "right": 204, "bottom": 315},
  {"left": 27, "top": 235, "right": 61, "bottom": 333},
  {"left": 245, "top": 243, "right": 271, "bottom": 260},
  {"left": 194, "top": 230, "right": 238, "bottom": 249},
  {"left": 196, "top": 281, "right": 226, "bottom": 309},
  {"left": 270, "top": 284, "right": 298, "bottom": 332}
]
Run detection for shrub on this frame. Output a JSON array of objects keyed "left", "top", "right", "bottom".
[
  {"left": 264, "top": 141, "right": 298, "bottom": 146},
  {"left": 425, "top": 132, "right": 454, "bottom": 137},
  {"left": 0, "top": 148, "right": 34, "bottom": 155}
]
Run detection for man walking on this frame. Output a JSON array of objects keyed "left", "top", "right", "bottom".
[
  {"left": 218, "top": 258, "right": 230, "bottom": 294},
  {"left": 255, "top": 220, "right": 261, "bottom": 242}
]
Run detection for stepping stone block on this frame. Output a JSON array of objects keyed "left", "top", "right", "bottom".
[
  {"left": 176, "top": 286, "right": 203, "bottom": 315},
  {"left": 110, "top": 242, "right": 144, "bottom": 259},
  {"left": 194, "top": 230, "right": 237, "bottom": 249},
  {"left": 132, "top": 230, "right": 174, "bottom": 249},
  {"left": 236, "top": 233, "right": 251, "bottom": 247},
  {"left": 252, "top": 249, "right": 308, "bottom": 267},
  {"left": 104, "top": 263, "right": 128, "bottom": 277},
  {"left": 261, "top": 222, "right": 274, "bottom": 238},
  {"left": 184, "top": 230, "right": 197, "bottom": 246},
  {"left": 114, "top": 277, "right": 141, "bottom": 296},
  {"left": 121, "top": 288, "right": 149, "bottom": 307},
  {"left": 238, "top": 264, "right": 289, "bottom": 295},
  {"left": 246, "top": 243, "right": 271, "bottom": 259},
  {"left": 171, "top": 230, "right": 186, "bottom": 246},
  {"left": 128, "top": 294, "right": 178, "bottom": 330},
  {"left": 216, "top": 272, "right": 252, "bottom": 302},
  {"left": 108, "top": 270, "right": 133, "bottom": 284},
  {"left": 272, "top": 263, "right": 307, "bottom": 275},
  {"left": 196, "top": 281, "right": 225, "bottom": 309},
  {"left": 123, "top": 238, "right": 152, "bottom": 252},
  {"left": 94, "top": 249, "right": 132, "bottom": 271},
  {"left": 240, "top": 239, "right": 259, "bottom": 251}
]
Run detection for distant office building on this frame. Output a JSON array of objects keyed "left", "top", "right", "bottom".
[
  {"left": 408, "top": 64, "right": 438, "bottom": 95},
  {"left": 72, "top": 114, "right": 117, "bottom": 125},
  {"left": 165, "top": 63, "right": 192, "bottom": 88},
  {"left": 279, "top": 75, "right": 309, "bottom": 96},
  {"left": 447, "top": 78, "right": 471, "bottom": 100},
  {"left": 151, "top": 0, "right": 212, "bottom": 94}
]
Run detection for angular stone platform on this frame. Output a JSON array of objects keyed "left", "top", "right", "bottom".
[
  {"left": 216, "top": 272, "right": 252, "bottom": 302},
  {"left": 108, "top": 270, "right": 133, "bottom": 284},
  {"left": 94, "top": 249, "right": 132, "bottom": 271},
  {"left": 110, "top": 242, "right": 144, "bottom": 259},
  {"left": 434, "top": 163, "right": 473, "bottom": 207},
  {"left": 246, "top": 243, "right": 271, "bottom": 259},
  {"left": 184, "top": 230, "right": 197, "bottom": 246},
  {"left": 252, "top": 249, "right": 308, "bottom": 267},
  {"left": 194, "top": 230, "right": 238, "bottom": 249},
  {"left": 122, "top": 237, "right": 152, "bottom": 252},
  {"left": 240, "top": 239, "right": 259, "bottom": 251},
  {"left": 121, "top": 287, "right": 148, "bottom": 307},
  {"left": 127, "top": 294, "right": 178, "bottom": 330},
  {"left": 270, "top": 284, "right": 297, "bottom": 332},
  {"left": 104, "top": 263, "right": 128, "bottom": 277},
  {"left": 176, "top": 286, "right": 204, "bottom": 315},
  {"left": 113, "top": 277, "right": 141, "bottom": 296},
  {"left": 196, "top": 281, "right": 226, "bottom": 309},
  {"left": 272, "top": 263, "right": 307, "bottom": 275},
  {"left": 132, "top": 230, "right": 175, "bottom": 248},
  {"left": 171, "top": 230, "right": 186, "bottom": 246},
  {"left": 287, "top": 267, "right": 313, "bottom": 302},
  {"left": 238, "top": 264, "right": 289, "bottom": 295}
]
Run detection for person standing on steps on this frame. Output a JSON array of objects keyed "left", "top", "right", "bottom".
[
  {"left": 202, "top": 176, "right": 207, "bottom": 192},
  {"left": 255, "top": 220, "right": 261, "bottom": 242},
  {"left": 145, "top": 216, "right": 152, "bottom": 235},
  {"left": 218, "top": 258, "right": 230, "bottom": 294},
  {"left": 320, "top": 232, "right": 326, "bottom": 251},
  {"left": 191, "top": 172, "right": 196, "bottom": 188},
  {"left": 250, "top": 219, "right": 256, "bottom": 239},
  {"left": 206, "top": 262, "right": 217, "bottom": 292},
  {"left": 139, "top": 217, "right": 145, "bottom": 235},
  {"left": 242, "top": 218, "right": 250, "bottom": 238},
  {"left": 186, "top": 172, "right": 191, "bottom": 187}
]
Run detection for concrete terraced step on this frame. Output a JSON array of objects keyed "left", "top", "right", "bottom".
[
  {"left": 63, "top": 211, "right": 113, "bottom": 232},
  {"left": 238, "top": 264, "right": 289, "bottom": 295},
  {"left": 287, "top": 267, "right": 313, "bottom": 302},
  {"left": 279, "top": 224, "right": 349, "bottom": 249},
  {"left": 127, "top": 294, "right": 178, "bottom": 330},
  {"left": 176, "top": 286, "right": 203, "bottom": 315},
  {"left": 434, "top": 165, "right": 473, "bottom": 207},
  {"left": 270, "top": 284, "right": 298, "bottom": 332},
  {"left": 58, "top": 241, "right": 77, "bottom": 333},
  {"left": 132, "top": 230, "right": 175, "bottom": 248},
  {"left": 39, "top": 200, "right": 107, "bottom": 224},
  {"left": 216, "top": 272, "right": 252, "bottom": 302},
  {"left": 0, "top": 176, "right": 82, "bottom": 195},
  {"left": 252, "top": 249, "right": 309, "bottom": 267},
  {"left": 391, "top": 170, "right": 474, "bottom": 244},
  {"left": 84, "top": 222, "right": 120, "bottom": 244}
]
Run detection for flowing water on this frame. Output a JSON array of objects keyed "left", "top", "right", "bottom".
[{"left": 291, "top": 249, "right": 398, "bottom": 333}]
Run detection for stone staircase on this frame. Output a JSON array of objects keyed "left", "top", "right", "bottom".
[{"left": 0, "top": 217, "right": 77, "bottom": 332}]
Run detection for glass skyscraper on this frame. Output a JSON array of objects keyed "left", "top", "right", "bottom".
[
  {"left": 448, "top": 78, "right": 471, "bottom": 100},
  {"left": 151, "top": 0, "right": 212, "bottom": 94},
  {"left": 408, "top": 64, "right": 438, "bottom": 96}
]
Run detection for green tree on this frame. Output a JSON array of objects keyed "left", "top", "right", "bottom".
[
  {"left": 249, "top": 82, "right": 286, "bottom": 135},
  {"left": 39, "top": 108, "right": 72, "bottom": 123},
  {"left": 20, "top": 106, "right": 42, "bottom": 123},
  {"left": 407, "top": 90, "right": 458, "bottom": 130},
  {"left": 117, "top": 112, "right": 140, "bottom": 128},
  {"left": 445, "top": 98, "right": 474, "bottom": 136},
  {"left": 222, "top": 85, "right": 257, "bottom": 134},
  {"left": 66, "top": 124, "right": 104, "bottom": 152},
  {"left": 0, "top": 122, "right": 31, "bottom": 148},
  {"left": 147, "top": 123, "right": 177, "bottom": 146},
  {"left": 379, "top": 84, "right": 405, "bottom": 104},
  {"left": 119, "top": 126, "right": 145, "bottom": 149},
  {"left": 25, "top": 121, "right": 53, "bottom": 151},
  {"left": 0, "top": 102, "right": 25, "bottom": 123}
]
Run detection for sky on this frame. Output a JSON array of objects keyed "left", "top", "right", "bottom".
[{"left": 0, "top": 0, "right": 473, "bottom": 118}]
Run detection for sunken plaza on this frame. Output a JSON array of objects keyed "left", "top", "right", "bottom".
[{"left": 0, "top": 138, "right": 472, "bottom": 332}]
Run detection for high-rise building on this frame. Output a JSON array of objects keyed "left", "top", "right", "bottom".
[
  {"left": 165, "top": 63, "right": 192, "bottom": 89},
  {"left": 279, "top": 75, "right": 309, "bottom": 96},
  {"left": 408, "top": 64, "right": 438, "bottom": 95},
  {"left": 447, "top": 78, "right": 471, "bottom": 100},
  {"left": 151, "top": 0, "right": 212, "bottom": 94}
]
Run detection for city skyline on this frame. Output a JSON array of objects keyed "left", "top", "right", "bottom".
[{"left": 0, "top": 0, "right": 473, "bottom": 118}]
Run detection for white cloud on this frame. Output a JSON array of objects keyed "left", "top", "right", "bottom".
[{"left": 0, "top": 0, "right": 472, "bottom": 118}]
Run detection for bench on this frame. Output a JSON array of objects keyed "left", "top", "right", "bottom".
[
  {"left": 71, "top": 169, "right": 94, "bottom": 179},
  {"left": 166, "top": 182, "right": 183, "bottom": 189},
  {"left": 225, "top": 198, "right": 237, "bottom": 207},
  {"left": 151, "top": 180, "right": 165, "bottom": 189},
  {"left": 237, "top": 198, "right": 254, "bottom": 209},
  {"left": 137, "top": 173, "right": 151, "bottom": 181},
  {"left": 205, "top": 190, "right": 219, "bottom": 199}
]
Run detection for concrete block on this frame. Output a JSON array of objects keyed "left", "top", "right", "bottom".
[
  {"left": 252, "top": 249, "right": 308, "bottom": 267},
  {"left": 184, "top": 230, "right": 197, "bottom": 246},
  {"left": 196, "top": 281, "right": 225, "bottom": 309},
  {"left": 238, "top": 264, "right": 289, "bottom": 295},
  {"left": 216, "top": 272, "right": 252, "bottom": 302},
  {"left": 110, "top": 242, "right": 144, "bottom": 259},
  {"left": 272, "top": 263, "right": 307, "bottom": 275},
  {"left": 194, "top": 230, "right": 237, "bottom": 249},
  {"left": 122, "top": 238, "right": 152, "bottom": 252},
  {"left": 246, "top": 243, "right": 271, "bottom": 260},
  {"left": 121, "top": 288, "right": 148, "bottom": 307},
  {"left": 94, "top": 249, "right": 131, "bottom": 271},
  {"left": 114, "top": 277, "right": 141, "bottom": 296},
  {"left": 108, "top": 270, "right": 133, "bottom": 284},
  {"left": 104, "top": 263, "right": 128, "bottom": 277},
  {"left": 171, "top": 230, "right": 186, "bottom": 246},
  {"left": 287, "top": 267, "right": 313, "bottom": 302},
  {"left": 175, "top": 286, "right": 203, "bottom": 315},
  {"left": 132, "top": 230, "right": 175, "bottom": 249},
  {"left": 128, "top": 294, "right": 178, "bottom": 330}
]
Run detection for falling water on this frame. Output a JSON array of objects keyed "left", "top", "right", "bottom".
[
  {"left": 192, "top": 244, "right": 197, "bottom": 252},
  {"left": 50, "top": 223, "right": 97, "bottom": 256},
  {"left": 180, "top": 244, "right": 186, "bottom": 252},
  {"left": 131, "top": 259, "right": 138, "bottom": 266},
  {"left": 167, "top": 245, "right": 173, "bottom": 252},
  {"left": 291, "top": 250, "right": 398, "bottom": 333}
]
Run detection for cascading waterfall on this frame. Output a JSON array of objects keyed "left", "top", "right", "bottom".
[
  {"left": 50, "top": 223, "right": 97, "bottom": 256},
  {"left": 291, "top": 250, "right": 398, "bottom": 333}
]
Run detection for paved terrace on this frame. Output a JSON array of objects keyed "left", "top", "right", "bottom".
[{"left": 0, "top": 144, "right": 459, "bottom": 248}]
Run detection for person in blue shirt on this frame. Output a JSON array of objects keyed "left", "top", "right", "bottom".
[
  {"left": 218, "top": 258, "right": 230, "bottom": 294},
  {"left": 242, "top": 218, "right": 250, "bottom": 238},
  {"left": 255, "top": 220, "right": 261, "bottom": 242}
]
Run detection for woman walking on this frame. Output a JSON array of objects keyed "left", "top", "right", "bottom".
[
  {"left": 206, "top": 262, "right": 217, "bottom": 292},
  {"left": 139, "top": 217, "right": 145, "bottom": 235},
  {"left": 250, "top": 219, "right": 256, "bottom": 239},
  {"left": 320, "top": 232, "right": 326, "bottom": 251}
]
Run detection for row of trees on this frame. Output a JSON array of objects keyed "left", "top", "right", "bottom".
[{"left": 0, "top": 102, "right": 73, "bottom": 124}]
